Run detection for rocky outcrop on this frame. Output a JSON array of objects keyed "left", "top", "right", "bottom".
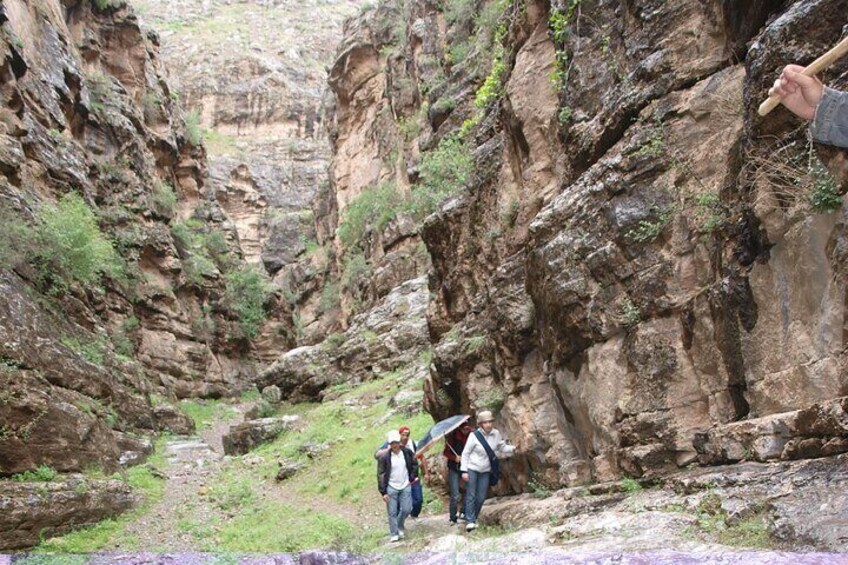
[
  {"left": 257, "top": 276, "right": 430, "bottom": 401},
  {"left": 478, "top": 453, "right": 848, "bottom": 551},
  {"left": 0, "top": 475, "right": 137, "bottom": 550},
  {"left": 694, "top": 396, "right": 848, "bottom": 464}
]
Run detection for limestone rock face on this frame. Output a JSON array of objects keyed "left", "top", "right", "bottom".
[
  {"left": 0, "top": 0, "right": 265, "bottom": 546},
  {"left": 0, "top": 476, "right": 137, "bottom": 550},
  {"left": 132, "top": 0, "right": 362, "bottom": 348},
  {"left": 319, "top": 0, "right": 848, "bottom": 491}
]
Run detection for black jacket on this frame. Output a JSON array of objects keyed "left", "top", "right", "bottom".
[{"left": 377, "top": 446, "right": 419, "bottom": 495}]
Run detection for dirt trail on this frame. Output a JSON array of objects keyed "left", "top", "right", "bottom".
[{"left": 114, "top": 408, "right": 248, "bottom": 551}]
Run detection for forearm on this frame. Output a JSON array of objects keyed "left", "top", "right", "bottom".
[{"left": 810, "top": 87, "right": 848, "bottom": 148}]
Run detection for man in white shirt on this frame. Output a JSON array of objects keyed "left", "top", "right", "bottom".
[
  {"left": 460, "top": 410, "right": 515, "bottom": 532},
  {"left": 377, "top": 429, "right": 418, "bottom": 542}
]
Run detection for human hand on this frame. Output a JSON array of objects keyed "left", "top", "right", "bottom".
[
  {"left": 768, "top": 64, "right": 824, "bottom": 121},
  {"left": 461, "top": 472, "right": 468, "bottom": 482},
  {"left": 382, "top": 494, "right": 389, "bottom": 503}
]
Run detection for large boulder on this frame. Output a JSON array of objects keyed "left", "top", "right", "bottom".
[
  {"left": 0, "top": 475, "right": 137, "bottom": 550},
  {"left": 222, "top": 416, "right": 300, "bottom": 456}
]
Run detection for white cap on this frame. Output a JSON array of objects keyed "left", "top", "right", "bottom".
[{"left": 387, "top": 430, "right": 401, "bottom": 443}]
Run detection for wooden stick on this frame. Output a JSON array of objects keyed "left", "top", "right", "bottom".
[{"left": 758, "top": 36, "right": 848, "bottom": 117}]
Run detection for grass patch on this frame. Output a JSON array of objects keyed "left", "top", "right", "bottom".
[
  {"left": 36, "top": 439, "right": 168, "bottom": 553},
  {"left": 211, "top": 500, "right": 378, "bottom": 552},
  {"left": 179, "top": 399, "right": 238, "bottom": 430},
  {"left": 12, "top": 465, "right": 58, "bottom": 482}
]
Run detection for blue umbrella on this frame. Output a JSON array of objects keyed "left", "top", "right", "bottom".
[{"left": 415, "top": 414, "right": 471, "bottom": 457}]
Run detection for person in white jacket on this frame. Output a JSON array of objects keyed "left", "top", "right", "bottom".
[{"left": 460, "top": 410, "right": 515, "bottom": 532}]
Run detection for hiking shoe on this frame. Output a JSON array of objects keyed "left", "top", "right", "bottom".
[
  {"left": 390, "top": 535, "right": 400, "bottom": 542},
  {"left": 398, "top": 530, "right": 405, "bottom": 539},
  {"left": 466, "top": 522, "right": 477, "bottom": 532},
  {"left": 449, "top": 519, "right": 458, "bottom": 526},
  {"left": 459, "top": 512, "right": 466, "bottom": 522}
]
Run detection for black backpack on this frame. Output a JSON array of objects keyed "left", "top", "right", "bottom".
[{"left": 474, "top": 430, "right": 500, "bottom": 486}]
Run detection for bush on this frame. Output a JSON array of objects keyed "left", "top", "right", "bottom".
[
  {"left": 411, "top": 136, "right": 473, "bottom": 218},
  {"left": 340, "top": 253, "right": 370, "bottom": 292},
  {"left": 185, "top": 109, "right": 203, "bottom": 145},
  {"left": 319, "top": 282, "right": 340, "bottom": 314},
  {"left": 36, "top": 193, "right": 124, "bottom": 292},
  {"left": 809, "top": 162, "right": 842, "bottom": 213},
  {"left": 0, "top": 206, "right": 36, "bottom": 270},
  {"left": 337, "top": 183, "right": 405, "bottom": 249},
  {"left": 224, "top": 266, "right": 271, "bottom": 339},
  {"left": 13, "top": 465, "right": 58, "bottom": 482},
  {"left": 151, "top": 181, "right": 178, "bottom": 215},
  {"left": 171, "top": 220, "right": 231, "bottom": 282}
]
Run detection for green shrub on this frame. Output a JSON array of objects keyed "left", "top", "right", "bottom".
[
  {"left": 61, "top": 336, "right": 108, "bottom": 365},
  {"left": 620, "top": 476, "right": 642, "bottom": 493},
  {"left": 474, "top": 54, "right": 505, "bottom": 110},
  {"left": 224, "top": 266, "right": 271, "bottom": 339},
  {"left": 448, "top": 40, "right": 471, "bottom": 66},
  {"left": 36, "top": 193, "right": 124, "bottom": 292},
  {"left": 85, "top": 71, "right": 111, "bottom": 114},
  {"left": 0, "top": 206, "right": 36, "bottom": 270},
  {"left": 171, "top": 220, "right": 231, "bottom": 282},
  {"left": 337, "top": 183, "right": 405, "bottom": 249},
  {"left": 809, "top": 162, "right": 842, "bottom": 213},
  {"left": 412, "top": 136, "right": 473, "bottom": 218},
  {"left": 340, "top": 253, "right": 370, "bottom": 293},
  {"left": 626, "top": 208, "right": 671, "bottom": 243},
  {"left": 694, "top": 192, "right": 726, "bottom": 233},
  {"left": 477, "top": 387, "right": 505, "bottom": 413},
  {"left": 185, "top": 109, "right": 203, "bottom": 145},
  {"left": 319, "top": 281, "right": 340, "bottom": 314},
  {"left": 13, "top": 465, "right": 58, "bottom": 482},
  {"left": 151, "top": 181, "right": 178, "bottom": 215},
  {"left": 444, "top": 0, "right": 475, "bottom": 26},
  {"left": 621, "top": 298, "right": 641, "bottom": 328}
]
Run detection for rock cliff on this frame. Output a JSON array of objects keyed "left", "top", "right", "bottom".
[
  {"left": 320, "top": 0, "right": 848, "bottom": 493},
  {"left": 0, "top": 0, "right": 275, "bottom": 476}
]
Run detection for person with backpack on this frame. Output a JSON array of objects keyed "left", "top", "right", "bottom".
[
  {"left": 459, "top": 410, "right": 515, "bottom": 532},
  {"left": 377, "top": 429, "right": 418, "bottom": 542}
]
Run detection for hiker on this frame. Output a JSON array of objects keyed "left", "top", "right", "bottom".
[
  {"left": 374, "top": 425, "right": 430, "bottom": 518},
  {"left": 444, "top": 420, "right": 474, "bottom": 525},
  {"left": 769, "top": 64, "right": 848, "bottom": 148},
  {"left": 460, "top": 410, "right": 515, "bottom": 532},
  {"left": 377, "top": 429, "right": 418, "bottom": 542}
]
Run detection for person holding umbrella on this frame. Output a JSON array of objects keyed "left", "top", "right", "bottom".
[
  {"left": 460, "top": 410, "right": 515, "bottom": 532},
  {"left": 377, "top": 429, "right": 418, "bottom": 542},
  {"left": 444, "top": 420, "right": 474, "bottom": 525}
]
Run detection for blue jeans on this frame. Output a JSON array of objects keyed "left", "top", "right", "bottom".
[
  {"left": 464, "top": 469, "right": 490, "bottom": 524},
  {"left": 448, "top": 464, "right": 463, "bottom": 522},
  {"left": 386, "top": 484, "right": 412, "bottom": 536},
  {"left": 411, "top": 479, "right": 423, "bottom": 517}
]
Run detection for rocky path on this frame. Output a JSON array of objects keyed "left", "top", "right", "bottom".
[{"left": 115, "top": 410, "right": 245, "bottom": 551}]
